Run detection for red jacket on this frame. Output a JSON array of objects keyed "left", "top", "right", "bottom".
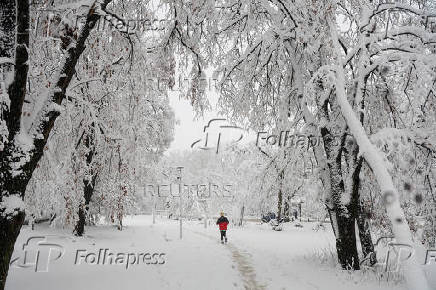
[{"left": 216, "top": 216, "right": 229, "bottom": 231}]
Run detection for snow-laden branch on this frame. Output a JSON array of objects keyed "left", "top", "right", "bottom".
[
  {"left": 4, "top": 0, "right": 30, "bottom": 139},
  {"left": 67, "top": 77, "right": 102, "bottom": 92},
  {"left": 284, "top": 45, "right": 333, "bottom": 210},
  {"left": 370, "top": 126, "right": 436, "bottom": 153},
  {"left": 329, "top": 15, "right": 430, "bottom": 290},
  {"left": 11, "top": 0, "right": 113, "bottom": 182},
  {"left": 0, "top": 57, "right": 14, "bottom": 65},
  {"left": 361, "top": 3, "right": 436, "bottom": 31}
]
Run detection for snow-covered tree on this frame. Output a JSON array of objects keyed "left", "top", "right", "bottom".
[
  {"left": 0, "top": 0, "right": 174, "bottom": 286},
  {"left": 166, "top": 1, "right": 435, "bottom": 288}
]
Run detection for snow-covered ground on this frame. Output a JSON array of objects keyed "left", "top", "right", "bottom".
[
  {"left": 6, "top": 215, "right": 239, "bottom": 290},
  {"left": 186, "top": 220, "right": 409, "bottom": 290},
  {"left": 6, "top": 215, "right": 432, "bottom": 290}
]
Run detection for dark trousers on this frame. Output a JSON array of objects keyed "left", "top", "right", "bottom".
[{"left": 220, "top": 230, "right": 227, "bottom": 241}]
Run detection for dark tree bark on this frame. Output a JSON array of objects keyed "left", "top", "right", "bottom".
[
  {"left": 277, "top": 170, "right": 285, "bottom": 221},
  {"left": 321, "top": 127, "right": 360, "bottom": 270},
  {"left": 238, "top": 205, "right": 245, "bottom": 226},
  {"left": 283, "top": 198, "right": 290, "bottom": 219},
  {"left": 352, "top": 158, "right": 377, "bottom": 266},
  {"left": 0, "top": 212, "right": 25, "bottom": 290},
  {"left": 0, "top": 1, "right": 112, "bottom": 288},
  {"left": 257, "top": 147, "right": 287, "bottom": 223},
  {"left": 0, "top": 1, "right": 30, "bottom": 288},
  {"left": 334, "top": 210, "right": 360, "bottom": 269},
  {"left": 0, "top": 0, "right": 15, "bottom": 55},
  {"left": 74, "top": 134, "right": 97, "bottom": 236},
  {"left": 0, "top": 0, "right": 15, "bottom": 76},
  {"left": 356, "top": 201, "right": 377, "bottom": 265}
]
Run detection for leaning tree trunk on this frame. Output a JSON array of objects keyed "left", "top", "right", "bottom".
[
  {"left": 0, "top": 0, "right": 15, "bottom": 75},
  {"left": 0, "top": 212, "right": 25, "bottom": 290},
  {"left": 0, "top": 1, "right": 112, "bottom": 288},
  {"left": 329, "top": 18, "right": 430, "bottom": 288},
  {"left": 0, "top": 0, "right": 30, "bottom": 288},
  {"left": 290, "top": 39, "right": 361, "bottom": 271}
]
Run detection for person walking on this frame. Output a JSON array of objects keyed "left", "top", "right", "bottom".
[{"left": 216, "top": 211, "right": 229, "bottom": 244}]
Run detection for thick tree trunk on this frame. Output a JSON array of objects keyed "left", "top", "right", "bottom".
[
  {"left": 0, "top": 211, "right": 25, "bottom": 290},
  {"left": 334, "top": 210, "right": 359, "bottom": 269},
  {"left": 74, "top": 173, "right": 96, "bottom": 236},
  {"left": 321, "top": 127, "right": 360, "bottom": 270},
  {"left": 357, "top": 202, "right": 377, "bottom": 265},
  {"left": 351, "top": 158, "right": 377, "bottom": 266},
  {"left": 0, "top": 1, "right": 30, "bottom": 289},
  {"left": 330, "top": 19, "right": 430, "bottom": 288},
  {"left": 290, "top": 32, "right": 362, "bottom": 271},
  {"left": 0, "top": 0, "right": 15, "bottom": 76},
  {"left": 283, "top": 198, "right": 289, "bottom": 219},
  {"left": 329, "top": 190, "right": 360, "bottom": 269},
  {"left": 74, "top": 134, "right": 96, "bottom": 236},
  {"left": 75, "top": 206, "right": 86, "bottom": 236},
  {"left": 0, "top": 1, "right": 112, "bottom": 287}
]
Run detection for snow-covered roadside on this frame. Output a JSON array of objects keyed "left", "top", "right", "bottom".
[
  {"left": 6, "top": 216, "right": 432, "bottom": 290},
  {"left": 185, "top": 220, "right": 409, "bottom": 290},
  {"left": 6, "top": 215, "right": 241, "bottom": 290}
]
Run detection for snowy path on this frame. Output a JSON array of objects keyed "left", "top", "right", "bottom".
[
  {"left": 6, "top": 216, "right": 242, "bottom": 290},
  {"left": 185, "top": 220, "right": 409, "bottom": 290},
  {"left": 227, "top": 243, "right": 266, "bottom": 290},
  {"left": 188, "top": 228, "right": 266, "bottom": 289},
  {"left": 6, "top": 216, "right": 412, "bottom": 290}
]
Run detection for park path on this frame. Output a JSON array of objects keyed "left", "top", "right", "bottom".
[
  {"left": 189, "top": 229, "right": 267, "bottom": 290},
  {"left": 7, "top": 216, "right": 242, "bottom": 290}
]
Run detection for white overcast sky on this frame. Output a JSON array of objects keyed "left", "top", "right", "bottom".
[
  {"left": 166, "top": 87, "right": 254, "bottom": 153},
  {"left": 167, "top": 91, "right": 211, "bottom": 152}
]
